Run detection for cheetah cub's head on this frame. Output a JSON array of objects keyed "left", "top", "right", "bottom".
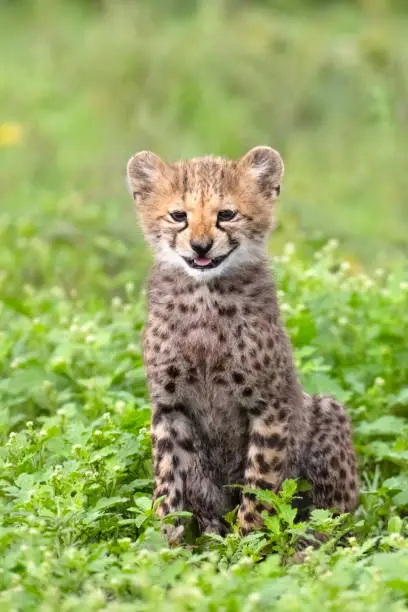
[{"left": 126, "top": 146, "right": 283, "bottom": 281}]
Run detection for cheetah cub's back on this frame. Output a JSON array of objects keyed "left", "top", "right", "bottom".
[{"left": 126, "top": 146, "right": 358, "bottom": 541}]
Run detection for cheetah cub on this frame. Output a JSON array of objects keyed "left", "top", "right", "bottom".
[{"left": 126, "top": 146, "right": 358, "bottom": 541}]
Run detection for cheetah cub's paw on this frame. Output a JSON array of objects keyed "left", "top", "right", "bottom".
[
  {"left": 237, "top": 496, "right": 264, "bottom": 535},
  {"left": 161, "top": 522, "right": 185, "bottom": 546}
]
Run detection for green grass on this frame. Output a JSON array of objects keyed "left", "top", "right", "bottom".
[
  {"left": 0, "top": 240, "right": 407, "bottom": 610},
  {"left": 1, "top": 0, "right": 408, "bottom": 274},
  {"left": 0, "top": 0, "right": 408, "bottom": 609}
]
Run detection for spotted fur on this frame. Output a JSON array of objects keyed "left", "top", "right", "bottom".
[{"left": 126, "top": 147, "right": 358, "bottom": 541}]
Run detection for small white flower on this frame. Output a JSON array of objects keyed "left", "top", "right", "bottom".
[
  {"left": 125, "top": 282, "right": 135, "bottom": 294},
  {"left": 284, "top": 242, "right": 295, "bottom": 256},
  {"left": 112, "top": 296, "right": 122, "bottom": 307},
  {"left": 127, "top": 343, "right": 139, "bottom": 354},
  {"left": 327, "top": 238, "right": 339, "bottom": 250},
  {"left": 52, "top": 356, "right": 66, "bottom": 367},
  {"left": 248, "top": 593, "right": 261, "bottom": 604},
  {"left": 305, "top": 269, "right": 317, "bottom": 278},
  {"left": 374, "top": 377, "right": 385, "bottom": 386},
  {"left": 340, "top": 261, "right": 350, "bottom": 271},
  {"left": 85, "top": 334, "right": 95, "bottom": 344},
  {"left": 115, "top": 400, "right": 125, "bottom": 413}
]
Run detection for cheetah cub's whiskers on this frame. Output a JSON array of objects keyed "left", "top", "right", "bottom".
[{"left": 126, "top": 146, "right": 358, "bottom": 541}]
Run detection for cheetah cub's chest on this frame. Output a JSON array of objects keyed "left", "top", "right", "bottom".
[{"left": 144, "top": 273, "right": 278, "bottom": 433}]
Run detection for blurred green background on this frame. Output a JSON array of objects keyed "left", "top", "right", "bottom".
[{"left": 1, "top": 0, "right": 407, "bottom": 294}]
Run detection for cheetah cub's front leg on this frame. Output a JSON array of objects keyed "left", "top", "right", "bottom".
[
  {"left": 151, "top": 403, "right": 193, "bottom": 544},
  {"left": 238, "top": 400, "right": 290, "bottom": 535}
]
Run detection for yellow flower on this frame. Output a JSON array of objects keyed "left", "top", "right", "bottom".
[{"left": 0, "top": 122, "right": 23, "bottom": 146}]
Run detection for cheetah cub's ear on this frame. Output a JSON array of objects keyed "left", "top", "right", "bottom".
[
  {"left": 240, "top": 146, "right": 284, "bottom": 200},
  {"left": 126, "top": 151, "right": 172, "bottom": 206}
]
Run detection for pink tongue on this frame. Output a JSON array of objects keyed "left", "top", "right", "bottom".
[{"left": 194, "top": 257, "right": 212, "bottom": 267}]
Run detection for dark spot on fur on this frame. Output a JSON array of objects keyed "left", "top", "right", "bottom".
[
  {"left": 171, "top": 489, "right": 182, "bottom": 506},
  {"left": 255, "top": 453, "right": 270, "bottom": 474},
  {"left": 178, "top": 438, "right": 194, "bottom": 453},
  {"left": 219, "top": 305, "right": 237, "bottom": 317},
  {"left": 330, "top": 456, "right": 340, "bottom": 470},
  {"left": 266, "top": 433, "right": 286, "bottom": 450},
  {"left": 167, "top": 365, "right": 180, "bottom": 378},
  {"left": 278, "top": 407, "right": 288, "bottom": 421},
  {"left": 164, "top": 381, "right": 176, "bottom": 394},
  {"left": 157, "top": 438, "right": 174, "bottom": 454},
  {"left": 263, "top": 413, "right": 275, "bottom": 426},
  {"left": 243, "top": 512, "right": 256, "bottom": 523},
  {"left": 232, "top": 371, "right": 245, "bottom": 384},
  {"left": 254, "top": 478, "right": 272, "bottom": 490}
]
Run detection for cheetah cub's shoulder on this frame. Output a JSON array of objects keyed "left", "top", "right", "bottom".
[{"left": 126, "top": 146, "right": 358, "bottom": 541}]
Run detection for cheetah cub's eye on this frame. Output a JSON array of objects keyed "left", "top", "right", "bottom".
[
  {"left": 217, "top": 210, "right": 237, "bottom": 222},
  {"left": 169, "top": 211, "right": 187, "bottom": 223}
]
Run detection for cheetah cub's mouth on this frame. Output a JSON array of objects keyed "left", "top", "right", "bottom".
[{"left": 184, "top": 247, "right": 237, "bottom": 271}]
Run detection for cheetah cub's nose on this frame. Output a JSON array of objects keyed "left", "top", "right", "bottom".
[{"left": 190, "top": 240, "right": 213, "bottom": 266}]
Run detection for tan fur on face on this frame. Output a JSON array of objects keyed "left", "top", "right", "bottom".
[{"left": 126, "top": 147, "right": 284, "bottom": 276}]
